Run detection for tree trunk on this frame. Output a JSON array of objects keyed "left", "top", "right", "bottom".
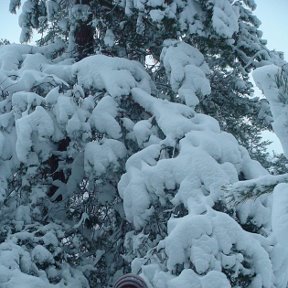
[{"left": 74, "top": 0, "right": 94, "bottom": 59}]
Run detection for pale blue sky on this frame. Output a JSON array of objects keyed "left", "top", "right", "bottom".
[
  {"left": 255, "top": 0, "right": 288, "bottom": 60},
  {"left": 0, "top": 2, "right": 20, "bottom": 43}
]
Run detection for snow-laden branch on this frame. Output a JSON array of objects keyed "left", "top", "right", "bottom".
[
  {"left": 253, "top": 64, "right": 288, "bottom": 158},
  {"left": 223, "top": 173, "right": 288, "bottom": 205}
]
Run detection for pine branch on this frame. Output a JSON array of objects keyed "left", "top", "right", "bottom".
[{"left": 223, "top": 173, "right": 288, "bottom": 206}]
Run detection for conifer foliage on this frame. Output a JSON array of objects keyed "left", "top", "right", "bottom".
[{"left": 0, "top": 0, "right": 287, "bottom": 287}]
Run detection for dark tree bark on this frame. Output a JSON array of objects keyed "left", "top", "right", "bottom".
[
  {"left": 46, "top": 137, "right": 70, "bottom": 202},
  {"left": 74, "top": 0, "right": 94, "bottom": 59}
]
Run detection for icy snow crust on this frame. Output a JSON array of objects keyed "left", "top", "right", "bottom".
[{"left": 0, "top": 40, "right": 278, "bottom": 287}]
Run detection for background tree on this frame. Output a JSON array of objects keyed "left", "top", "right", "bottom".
[{"left": 0, "top": 39, "right": 10, "bottom": 45}]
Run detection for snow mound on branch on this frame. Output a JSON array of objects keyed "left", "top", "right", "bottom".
[
  {"left": 31, "top": 245, "right": 54, "bottom": 265},
  {"left": 46, "top": 0, "right": 59, "bottom": 21},
  {"left": 73, "top": 55, "right": 153, "bottom": 96},
  {"left": 169, "top": 269, "right": 230, "bottom": 288},
  {"left": 253, "top": 65, "right": 288, "bottom": 157},
  {"left": 161, "top": 41, "right": 211, "bottom": 107},
  {"left": 270, "top": 183, "right": 288, "bottom": 288},
  {"left": 12, "top": 91, "right": 45, "bottom": 114},
  {"left": 211, "top": 0, "right": 239, "bottom": 38},
  {"left": 157, "top": 211, "right": 272, "bottom": 288},
  {"left": 132, "top": 88, "right": 195, "bottom": 139},
  {"left": 0, "top": 222, "right": 90, "bottom": 288},
  {"left": 19, "top": 53, "right": 49, "bottom": 72},
  {"left": 133, "top": 119, "right": 154, "bottom": 147},
  {"left": 90, "top": 96, "right": 122, "bottom": 139},
  {"left": 15, "top": 106, "right": 54, "bottom": 163},
  {"left": 272, "top": 183, "right": 288, "bottom": 245},
  {"left": 123, "top": 0, "right": 239, "bottom": 40},
  {"left": 84, "top": 139, "right": 127, "bottom": 176},
  {"left": 119, "top": 88, "right": 265, "bottom": 228},
  {"left": 0, "top": 44, "right": 36, "bottom": 71}
]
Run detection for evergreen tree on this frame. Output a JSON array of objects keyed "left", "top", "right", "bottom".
[
  {"left": 10, "top": 0, "right": 277, "bottom": 167},
  {"left": 1, "top": 0, "right": 286, "bottom": 287}
]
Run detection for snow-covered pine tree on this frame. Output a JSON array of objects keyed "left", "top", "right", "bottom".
[
  {"left": 10, "top": 0, "right": 276, "bottom": 164},
  {"left": 1, "top": 0, "right": 286, "bottom": 287}
]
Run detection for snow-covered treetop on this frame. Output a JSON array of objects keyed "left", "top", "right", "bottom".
[{"left": 10, "top": 0, "right": 273, "bottom": 69}]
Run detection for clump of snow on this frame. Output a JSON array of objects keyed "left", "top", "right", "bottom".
[
  {"left": 132, "top": 88, "right": 195, "bottom": 139},
  {"left": 272, "top": 183, "right": 288, "bottom": 245},
  {"left": 150, "top": 9, "right": 165, "bottom": 22},
  {"left": 253, "top": 65, "right": 288, "bottom": 158},
  {"left": 90, "top": 96, "right": 122, "bottom": 139},
  {"left": 15, "top": 106, "right": 54, "bottom": 163},
  {"left": 167, "top": 269, "right": 230, "bottom": 288},
  {"left": 0, "top": 44, "right": 35, "bottom": 71},
  {"left": 70, "top": 4, "right": 92, "bottom": 22},
  {"left": 12, "top": 91, "right": 45, "bottom": 114},
  {"left": 147, "top": 0, "right": 164, "bottom": 8},
  {"left": 46, "top": 0, "right": 59, "bottom": 21},
  {"left": 73, "top": 55, "right": 153, "bottom": 97},
  {"left": 84, "top": 139, "right": 127, "bottom": 177},
  {"left": 211, "top": 0, "right": 239, "bottom": 38},
  {"left": 42, "top": 231, "right": 59, "bottom": 247},
  {"left": 270, "top": 183, "right": 288, "bottom": 286},
  {"left": 53, "top": 93, "right": 75, "bottom": 125},
  {"left": 156, "top": 211, "right": 273, "bottom": 288},
  {"left": 31, "top": 245, "right": 54, "bottom": 266},
  {"left": 104, "top": 29, "right": 115, "bottom": 47},
  {"left": 119, "top": 98, "right": 265, "bottom": 228},
  {"left": 133, "top": 119, "right": 153, "bottom": 147},
  {"left": 19, "top": 53, "right": 49, "bottom": 72},
  {"left": 15, "top": 205, "right": 31, "bottom": 231},
  {"left": 161, "top": 41, "right": 211, "bottom": 107}
]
